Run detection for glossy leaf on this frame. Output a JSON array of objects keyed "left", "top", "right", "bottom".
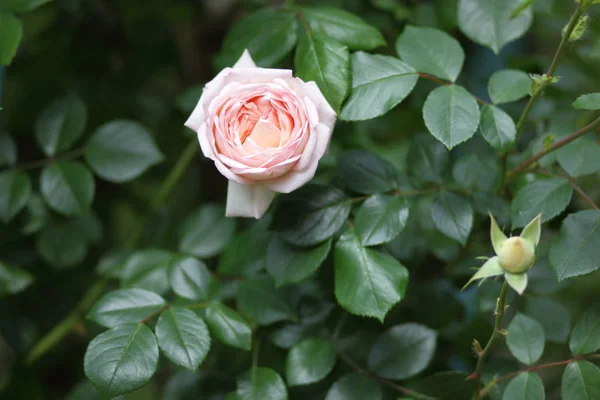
[
  {"left": 87, "top": 288, "right": 166, "bottom": 328},
  {"left": 325, "top": 373, "right": 381, "bottom": 400},
  {"left": 573, "top": 93, "right": 600, "bottom": 110},
  {"left": 423, "top": 85, "right": 480, "bottom": 149},
  {"left": 0, "top": 261, "right": 33, "bottom": 297},
  {"left": 510, "top": 178, "right": 572, "bottom": 228},
  {"left": 121, "top": 249, "right": 177, "bottom": 295},
  {"left": 95, "top": 250, "right": 131, "bottom": 279},
  {"left": 0, "top": 170, "right": 31, "bottom": 223},
  {"left": 218, "top": 215, "right": 271, "bottom": 276},
  {"left": 297, "top": 7, "right": 385, "bottom": 50},
  {"left": 340, "top": 52, "right": 418, "bottom": 121},
  {"left": 355, "top": 194, "right": 409, "bottom": 246},
  {"left": 215, "top": 9, "right": 298, "bottom": 69},
  {"left": 266, "top": 235, "right": 331, "bottom": 287},
  {"left": 569, "top": 306, "right": 600, "bottom": 355},
  {"left": 430, "top": 192, "right": 473, "bottom": 246},
  {"left": 368, "top": 323, "right": 437, "bottom": 379},
  {"left": 458, "top": 0, "right": 533, "bottom": 54},
  {"left": 0, "top": 12, "right": 22, "bottom": 65},
  {"left": 156, "top": 307, "right": 210, "bottom": 370},
  {"left": 294, "top": 32, "right": 349, "bottom": 113},
  {"left": 236, "top": 276, "right": 296, "bottom": 325},
  {"left": 236, "top": 367, "right": 287, "bottom": 400},
  {"left": 204, "top": 302, "right": 252, "bottom": 351},
  {"left": 487, "top": 69, "right": 531, "bottom": 105},
  {"left": 396, "top": 25, "right": 464, "bottom": 82},
  {"left": 407, "top": 134, "right": 450, "bottom": 184},
  {"left": 334, "top": 228, "right": 409, "bottom": 321},
  {"left": 84, "top": 323, "right": 158, "bottom": 397},
  {"left": 40, "top": 161, "right": 95, "bottom": 216},
  {"left": 506, "top": 313, "right": 545, "bottom": 365},
  {"left": 169, "top": 256, "right": 211, "bottom": 301},
  {"left": 337, "top": 150, "right": 400, "bottom": 194},
  {"left": 561, "top": 361, "right": 600, "bottom": 400},
  {"left": 480, "top": 105, "right": 516, "bottom": 152},
  {"left": 85, "top": 120, "right": 163, "bottom": 183},
  {"left": 556, "top": 137, "right": 600, "bottom": 177},
  {"left": 524, "top": 296, "right": 571, "bottom": 343},
  {"left": 501, "top": 373, "right": 544, "bottom": 400},
  {"left": 34, "top": 95, "right": 87, "bottom": 156},
  {"left": 285, "top": 339, "right": 336, "bottom": 386},
  {"left": 272, "top": 184, "right": 352, "bottom": 247},
  {"left": 178, "top": 204, "right": 236, "bottom": 259}
]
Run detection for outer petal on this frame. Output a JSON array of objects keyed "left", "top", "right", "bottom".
[
  {"left": 197, "top": 123, "right": 216, "bottom": 160},
  {"left": 302, "top": 81, "right": 337, "bottom": 128},
  {"left": 184, "top": 100, "right": 206, "bottom": 132},
  {"left": 226, "top": 181, "right": 276, "bottom": 219},
  {"left": 462, "top": 257, "right": 504, "bottom": 290},
  {"left": 505, "top": 272, "right": 528, "bottom": 295},
  {"left": 233, "top": 49, "right": 257, "bottom": 69}
]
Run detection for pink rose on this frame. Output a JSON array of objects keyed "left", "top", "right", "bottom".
[{"left": 185, "top": 50, "right": 336, "bottom": 219}]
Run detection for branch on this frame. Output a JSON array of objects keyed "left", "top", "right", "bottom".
[
  {"left": 4, "top": 148, "right": 84, "bottom": 172},
  {"left": 507, "top": 115, "right": 600, "bottom": 177},
  {"left": 534, "top": 169, "right": 600, "bottom": 211}
]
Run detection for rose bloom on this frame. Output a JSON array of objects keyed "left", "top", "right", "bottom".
[{"left": 185, "top": 49, "right": 336, "bottom": 219}]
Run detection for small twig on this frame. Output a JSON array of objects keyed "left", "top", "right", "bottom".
[
  {"left": 140, "top": 305, "right": 171, "bottom": 324},
  {"left": 534, "top": 169, "right": 600, "bottom": 211},
  {"left": 5, "top": 148, "right": 84, "bottom": 172}
]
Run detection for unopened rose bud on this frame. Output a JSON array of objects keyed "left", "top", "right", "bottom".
[{"left": 497, "top": 237, "right": 535, "bottom": 274}]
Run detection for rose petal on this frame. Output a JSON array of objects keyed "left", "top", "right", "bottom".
[
  {"left": 225, "top": 181, "right": 276, "bottom": 219},
  {"left": 233, "top": 49, "right": 257, "bottom": 69}
]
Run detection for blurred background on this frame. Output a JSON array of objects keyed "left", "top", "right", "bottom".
[{"left": 1, "top": 0, "right": 599, "bottom": 399}]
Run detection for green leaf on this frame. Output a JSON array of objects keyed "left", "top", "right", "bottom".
[
  {"left": 458, "top": 0, "right": 533, "bottom": 54},
  {"left": 550, "top": 211, "right": 600, "bottom": 281},
  {"left": 0, "top": 170, "right": 31, "bottom": 223},
  {"left": 266, "top": 235, "right": 331, "bottom": 287},
  {"left": 21, "top": 193, "right": 47, "bottom": 235},
  {"left": 487, "top": 69, "right": 531, "bottom": 104},
  {"left": 0, "top": 133, "right": 17, "bottom": 167},
  {"left": 294, "top": 32, "right": 349, "bottom": 113},
  {"left": 215, "top": 8, "right": 298, "bottom": 69},
  {"left": 36, "top": 220, "right": 88, "bottom": 268},
  {"left": 34, "top": 95, "right": 87, "bottom": 156},
  {"left": 121, "top": 249, "right": 177, "bottom": 295},
  {"left": 95, "top": 250, "right": 131, "bottom": 279},
  {"left": 40, "top": 161, "right": 95, "bottom": 216},
  {"left": 569, "top": 306, "right": 600, "bottom": 355},
  {"left": 84, "top": 323, "right": 159, "bottom": 398},
  {"left": 561, "top": 361, "right": 600, "bottom": 400},
  {"left": 480, "top": 105, "right": 517, "bottom": 152},
  {"left": 236, "top": 276, "right": 296, "bottom": 325},
  {"left": 573, "top": 93, "right": 600, "bottom": 110},
  {"left": 355, "top": 194, "right": 409, "bottom": 246},
  {"left": 410, "top": 372, "right": 476, "bottom": 400},
  {"left": 0, "top": 261, "right": 33, "bottom": 297},
  {"left": 0, "top": 12, "right": 22, "bottom": 65},
  {"left": 452, "top": 152, "right": 502, "bottom": 192},
  {"left": 396, "top": 25, "right": 465, "bottom": 82},
  {"left": 156, "top": 307, "right": 210, "bottom": 371},
  {"left": 423, "top": 85, "right": 480, "bottom": 149},
  {"left": 325, "top": 373, "right": 382, "bottom": 400},
  {"left": 285, "top": 339, "right": 336, "bottom": 386},
  {"left": 368, "top": 323, "right": 437, "bottom": 379},
  {"left": 510, "top": 178, "right": 572, "bottom": 228},
  {"left": 337, "top": 150, "right": 400, "bottom": 194},
  {"left": 556, "top": 136, "right": 600, "bottom": 177},
  {"left": 178, "top": 204, "right": 236, "bottom": 259},
  {"left": 297, "top": 7, "right": 385, "bottom": 50},
  {"left": 169, "top": 256, "right": 211, "bottom": 301},
  {"left": 87, "top": 288, "right": 166, "bottom": 328},
  {"left": 430, "top": 192, "right": 473, "bottom": 246},
  {"left": 236, "top": 367, "right": 287, "bottom": 400},
  {"left": 272, "top": 184, "right": 352, "bottom": 247},
  {"left": 204, "top": 302, "right": 252, "bottom": 351},
  {"left": 0, "top": 0, "right": 53, "bottom": 12},
  {"left": 407, "top": 134, "right": 450, "bottom": 184},
  {"left": 501, "top": 372, "right": 544, "bottom": 400},
  {"left": 334, "top": 228, "right": 409, "bottom": 321},
  {"left": 506, "top": 313, "right": 545, "bottom": 365},
  {"left": 340, "top": 52, "right": 418, "bottom": 121},
  {"left": 218, "top": 215, "right": 271, "bottom": 276},
  {"left": 84, "top": 120, "right": 163, "bottom": 183},
  {"left": 524, "top": 296, "right": 571, "bottom": 343}
]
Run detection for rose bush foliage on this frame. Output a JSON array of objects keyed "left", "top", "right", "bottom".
[{"left": 2, "top": 0, "right": 600, "bottom": 399}]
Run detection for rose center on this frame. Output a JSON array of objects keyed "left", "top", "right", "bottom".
[{"left": 246, "top": 118, "right": 281, "bottom": 148}]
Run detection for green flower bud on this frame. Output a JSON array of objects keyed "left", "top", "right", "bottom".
[{"left": 498, "top": 236, "right": 535, "bottom": 274}]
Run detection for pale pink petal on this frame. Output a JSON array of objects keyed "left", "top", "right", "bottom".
[
  {"left": 226, "top": 181, "right": 276, "bottom": 219},
  {"left": 302, "top": 81, "right": 337, "bottom": 129},
  {"left": 197, "top": 123, "right": 216, "bottom": 160},
  {"left": 214, "top": 158, "right": 249, "bottom": 185},
  {"left": 233, "top": 49, "right": 257, "bottom": 69},
  {"left": 184, "top": 97, "right": 206, "bottom": 132},
  {"left": 263, "top": 162, "right": 319, "bottom": 193}
]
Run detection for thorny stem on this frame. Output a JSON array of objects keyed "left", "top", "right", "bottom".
[
  {"left": 472, "top": 281, "right": 510, "bottom": 400},
  {"left": 24, "top": 138, "right": 198, "bottom": 365},
  {"left": 533, "top": 169, "right": 600, "bottom": 211}
]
